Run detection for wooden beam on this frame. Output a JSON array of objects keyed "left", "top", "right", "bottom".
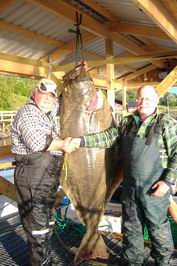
[
  {"left": 0, "top": 52, "right": 123, "bottom": 90},
  {"left": 80, "top": 0, "right": 116, "bottom": 20},
  {"left": 30, "top": 0, "right": 147, "bottom": 54},
  {"left": 0, "top": 54, "right": 48, "bottom": 77},
  {"left": 80, "top": 1, "right": 167, "bottom": 69},
  {"left": 118, "top": 64, "right": 157, "bottom": 82},
  {"left": 58, "top": 0, "right": 166, "bottom": 68},
  {"left": 0, "top": 0, "right": 15, "bottom": 13},
  {"left": 81, "top": 49, "right": 104, "bottom": 60},
  {"left": 40, "top": 32, "right": 95, "bottom": 63},
  {"left": 0, "top": 59, "right": 46, "bottom": 77},
  {"left": 52, "top": 51, "right": 177, "bottom": 72},
  {"left": 156, "top": 66, "right": 177, "bottom": 96},
  {"left": 0, "top": 10, "right": 99, "bottom": 65},
  {"left": 92, "top": 78, "right": 122, "bottom": 91},
  {"left": 109, "top": 21, "right": 170, "bottom": 40},
  {"left": 105, "top": 39, "right": 115, "bottom": 112},
  {"left": 122, "top": 80, "right": 127, "bottom": 114},
  {"left": 133, "top": 0, "right": 177, "bottom": 44},
  {"left": 0, "top": 19, "right": 64, "bottom": 47},
  {"left": 29, "top": 0, "right": 165, "bottom": 69},
  {"left": 0, "top": 52, "right": 49, "bottom": 67},
  {"left": 127, "top": 81, "right": 159, "bottom": 89},
  {"left": 0, "top": 145, "right": 12, "bottom": 159},
  {"left": 161, "top": 0, "right": 177, "bottom": 22}
]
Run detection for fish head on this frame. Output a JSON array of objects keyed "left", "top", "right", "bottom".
[{"left": 62, "top": 65, "right": 97, "bottom": 109}]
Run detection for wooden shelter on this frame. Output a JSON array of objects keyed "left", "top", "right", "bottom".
[
  {"left": 0, "top": 0, "right": 177, "bottom": 203},
  {"left": 0, "top": 2, "right": 177, "bottom": 264},
  {"left": 0, "top": 0, "right": 176, "bottom": 102}
]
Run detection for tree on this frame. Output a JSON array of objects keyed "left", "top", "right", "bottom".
[
  {"left": 162, "top": 92, "right": 177, "bottom": 107},
  {"left": 0, "top": 75, "right": 37, "bottom": 110}
]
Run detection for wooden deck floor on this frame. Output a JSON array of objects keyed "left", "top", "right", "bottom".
[{"left": 0, "top": 214, "right": 177, "bottom": 266}]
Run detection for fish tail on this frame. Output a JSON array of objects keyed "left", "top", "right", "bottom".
[{"left": 74, "top": 232, "right": 109, "bottom": 264}]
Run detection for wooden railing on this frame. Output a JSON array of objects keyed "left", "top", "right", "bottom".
[
  {"left": 0, "top": 111, "right": 17, "bottom": 122},
  {"left": 0, "top": 111, "right": 17, "bottom": 133}
]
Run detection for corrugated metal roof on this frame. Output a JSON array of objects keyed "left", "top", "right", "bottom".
[
  {"left": 0, "top": 0, "right": 77, "bottom": 58},
  {"left": 0, "top": 30, "right": 54, "bottom": 59},
  {"left": 59, "top": 37, "right": 126, "bottom": 64},
  {"left": 0, "top": 0, "right": 74, "bottom": 42},
  {"left": 94, "top": 0, "right": 156, "bottom": 25},
  {"left": 148, "top": 38, "right": 177, "bottom": 50},
  {"left": 0, "top": 0, "right": 176, "bottom": 81}
]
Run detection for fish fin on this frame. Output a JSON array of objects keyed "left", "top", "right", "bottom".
[{"left": 74, "top": 233, "right": 109, "bottom": 264}]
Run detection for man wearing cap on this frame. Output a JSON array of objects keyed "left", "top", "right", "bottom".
[{"left": 11, "top": 78, "right": 64, "bottom": 266}]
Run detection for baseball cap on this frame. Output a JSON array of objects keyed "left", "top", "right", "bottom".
[{"left": 37, "top": 78, "right": 57, "bottom": 97}]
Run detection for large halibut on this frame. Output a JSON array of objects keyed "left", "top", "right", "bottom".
[{"left": 60, "top": 64, "right": 122, "bottom": 264}]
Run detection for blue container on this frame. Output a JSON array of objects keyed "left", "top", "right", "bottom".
[{"left": 60, "top": 196, "right": 70, "bottom": 205}]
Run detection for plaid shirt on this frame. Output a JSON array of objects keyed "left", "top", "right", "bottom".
[
  {"left": 11, "top": 97, "right": 62, "bottom": 155},
  {"left": 82, "top": 111, "right": 177, "bottom": 184}
]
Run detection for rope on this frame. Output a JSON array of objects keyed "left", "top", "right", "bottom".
[
  {"left": 54, "top": 204, "right": 86, "bottom": 237},
  {"left": 68, "top": 12, "right": 84, "bottom": 64},
  {"left": 62, "top": 154, "right": 68, "bottom": 181},
  {"left": 54, "top": 204, "right": 120, "bottom": 265}
]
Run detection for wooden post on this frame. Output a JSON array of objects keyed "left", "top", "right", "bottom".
[
  {"left": 0, "top": 175, "right": 16, "bottom": 201},
  {"left": 0, "top": 145, "right": 12, "bottom": 159},
  {"left": 156, "top": 65, "right": 177, "bottom": 96},
  {"left": 105, "top": 38, "right": 115, "bottom": 115},
  {"left": 122, "top": 79, "right": 127, "bottom": 115}
]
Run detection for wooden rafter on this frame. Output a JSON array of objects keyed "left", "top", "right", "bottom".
[
  {"left": 82, "top": 1, "right": 156, "bottom": 74},
  {"left": 0, "top": 19, "right": 64, "bottom": 47},
  {"left": 105, "top": 39, "right": 115, "bottom": 111},
  {"left": 109, "top": 21, "right": 170, "bottom": 40},
  {"left": 133, "top": 0, "right": 177, "bottom": 44},
  {"left": 79, "top": 0, "right": 116, "bottom": 20},
  {"left": 127, "top": 81, "right": 159, "bottom": 89},
  {"left": 0, "top": 16, "right": 101, "bottom": 67},
  {"left": 0, "top": 16, "right": 98, "bottom": 65},
  {"left": 29, "top": 0, "right": 167, "bottom": 69},
  {"left": 161, "top": 0, "right": 177, "bottom": 22},
  {"left": 40, "top": 32, "right": 95, "bottom": 63},
  {"left": 52, "top": 51, "right": 177, "bottom": 72},
  {"left": 0, "top": 53, "right": 121, "bottom": 90},
  {"left": 0, "top": 58, "right": 47, "bottom": 77},
  {"left": 156, "top": 65, "right": 177, "bottom": 96},
  {"left": 118, "top": 64, "right": 158, "bottom": 82},
  {"left": 0, "top": 0, "right": 176, "bottom": 88},
  {"left": 0, "top": 52, "right": 49, "bottom": 67},
  {"left": 30, "top": 0, "right": 147, "bottom": 55},
  {"left": 0, "top": 0, "right": 15, "bottom": 12},
  {"left": 81, "top": 0, "right": 168, "bottom": 69}
]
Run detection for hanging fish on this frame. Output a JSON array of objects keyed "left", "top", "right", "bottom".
[{"left": 60, "top": 63, "right": 123, "bottom": 264}]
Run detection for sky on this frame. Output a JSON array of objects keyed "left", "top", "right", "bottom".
[{"left": 169, "top": 87, "right": 177, "bottom": 94}]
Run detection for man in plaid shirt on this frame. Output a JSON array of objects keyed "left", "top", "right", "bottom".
[
  {"left": 65, "top": 85, "right": 177, "bottom": 266},
  {"left": 12, "top": 78, "right": 64, "bottom": 266}
]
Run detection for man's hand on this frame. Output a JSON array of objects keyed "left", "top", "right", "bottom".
[
  {"left": 47, "top": 137, "right": 64, "bottom": 151},
  {"left": 62, "top": 137, "right": 81, "bottom": 153},
  {"left": 151, "top": 181, "right": 170, "bottom": 197}
]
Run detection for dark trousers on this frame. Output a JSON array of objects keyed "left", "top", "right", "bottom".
[
  {"left": 14, "top": 152, "right": 64, "bottom": 266},
  {"left": 121, "top": 184, "right": 174, "bottom": 266}
]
